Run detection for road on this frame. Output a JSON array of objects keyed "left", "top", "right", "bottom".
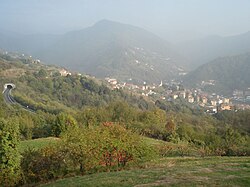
[
  {"left": 3, "top": 86, "right": 16, "bottom": 104},
  {"left": 3, "top": 85, "right": 35, "bottom": 113}
]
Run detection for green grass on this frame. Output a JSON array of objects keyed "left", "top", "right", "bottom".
[
  {"left": 18, "top": 136, "right": 166, "bottom": 154},
  {"left": 19, "top": 137, "right": 250, "bottom": 186},
  {"left": 143, "top": 136, "right": 190, "bottom": 148},
  {"left": 18, "top": 136, "right": 165, "bottom": 154},
  {"left": 41, "top": 156, "right": 250, "bottom": 187},
  {"left": 143, "top": 137, "right": 170, "bottom": 146},
  {"left": 19, "top": 137, "right": 59, "bottom": 153}
]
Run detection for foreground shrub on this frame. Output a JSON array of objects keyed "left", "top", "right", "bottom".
[
  {"left": 21, "top": 124, "right": 155, "bottom": 184},
  {"left": 62, "top": 124, "right": 155, "bottom": 173},
  {"left": 204, "top": 128, "right": 250, "bottom": 156},
  {"left": 0, "top": 119, "right": 22, "bottom": 186},
  {"left": 157, "top": 143, "right": 198, "bottom": 157},
  {"left": 21, "top": 146, "right": 70, "bottom": 184}
]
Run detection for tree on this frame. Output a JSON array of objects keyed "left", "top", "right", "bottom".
[
  {"left": 165, "top": 120, "right": 176, "bottom": 133},
  {"left": 139, "top": 109, "right": 166, "bottom": 125},
  {"left": 0, "top": 118, "right": 21, "bottom": 186},
  {"left": 18, "top": 114, "right": 34, "bottom": 140},
  {"left": 61, "top": 124, "right": 155, "bottom": 173},
  {"left": 36, "top": 69, "right": 47, "bottom": 78},
  {"left": 52, "top": 113, "right": 78, "bottom": 137},
  {"left": 109, "top": 101, "right": 137, "bottom": 125},
  {"left": 223, "top": 127, "right": 246, "bottom": 155}
]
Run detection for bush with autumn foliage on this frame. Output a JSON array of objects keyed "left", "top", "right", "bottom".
[
  {"left": 21, "top": 123, "right": 155, "bottom": 184},
  {"left": 62, "top": 123, "right": 155, "bottom": 172}
]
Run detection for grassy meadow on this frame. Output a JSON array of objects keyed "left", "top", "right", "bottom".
[
  {"left": 19, "top": 137, "right": 59, "bottom": 153},
  {"left": 19, "top": 137, "right": 250, "bottom": 187},
  {"left": 41, "top": 156, "right": 250, "bottom": 187}
]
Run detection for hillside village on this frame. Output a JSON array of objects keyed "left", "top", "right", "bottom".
[
  {"left": 1, "top": 2, "right": 250, "bottom": 186},
  {"left": 105, "top": 77, "right": 250, "bottom": 114},
  {"left": 1, "top": 49, "right": 250, "bottom": 114}
]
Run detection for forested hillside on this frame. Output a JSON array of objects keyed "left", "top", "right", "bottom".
[
  {"left": 1, "top": 1, "right": 250, "bottom": 186},
  {"left": 0, "top": 20, "right": 186, "bottom": 83},
  {"left": 0, "top": 52, "right": 249, "bottom": 186},
  {"left": 184, "top": 53, "right": 250, "bottom": 95},
  {"left": 178, "top": 31, "right": 250, "bottom": 68},
  {"left": 0, "top": 52, "right": 153, "bottom": 113}
]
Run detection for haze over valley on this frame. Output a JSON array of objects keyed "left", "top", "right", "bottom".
[
  {"left": 1, "top": 19, "right": 250, "bottom": 94},
  {"left": 0, "top": 1, "right": 250, "bottom": 186}
]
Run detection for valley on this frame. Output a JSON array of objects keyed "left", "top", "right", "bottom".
[{"left": 0, "top": 10, "right": 250, "bottom": 186}]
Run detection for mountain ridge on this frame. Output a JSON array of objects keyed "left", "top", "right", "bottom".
[
  {"left": 0, "top": 20, "right": 186, "bottom": 83},
  {"left": 184, "top": 52, "right": 250, "bottom": 95},
  {"left": 36, "top": 20, "right": 186, "bottom": 83},
  {"left": 177, "top": 31, "right": 250, "bottom": 69}
]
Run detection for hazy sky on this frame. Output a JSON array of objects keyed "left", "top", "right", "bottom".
[{"left": 1, "top": 0, "right": 250, "bottom": 42}]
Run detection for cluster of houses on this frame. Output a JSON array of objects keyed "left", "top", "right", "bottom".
[
  {"left": 58, "top": 68, "right": 72, "bottom": 76},
  {"left": 105, "top": 77, "right": 160, "bottom": 96},
  {"left": 167, "top": 87, "right": 250, "bottom": 113},
  {"left": 233, "top": 89, "right": 250, "bottom": 100},
  {"left": 163, "top": 86, "right": 234, "bottom": 114},
  {"left": 105, "top": 78, "right": 241, "bottom": 114}
]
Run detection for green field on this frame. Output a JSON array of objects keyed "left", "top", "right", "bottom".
[
  {"left": 18, "top": 137, "right": 158, "bottom": 153},
  {"left": 19, "top": 137, "right": 250, "bottom": 186},
  {"left": 19, "top": 137, "right": 59, "bottom": 153},
  {"left": 42, "top": 156, "right": 250, "bottom": 187}
]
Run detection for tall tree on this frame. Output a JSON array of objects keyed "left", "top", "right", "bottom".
[
  {"left": 0, "top": 118, "right": 21, "bottom": 186},
  {"left": 52, "top": 113, "right": 77, "bottom": 137}
]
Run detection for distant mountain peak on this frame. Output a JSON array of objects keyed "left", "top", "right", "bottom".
[
  {"left": 95, "top": 19, "right": 117, "bottom": 24},
  {"left": 93, "top": 19, "right": 125, "bottom": 28},
  {"left": 0, "top": 20, "right": 186, "bottom": 83}
]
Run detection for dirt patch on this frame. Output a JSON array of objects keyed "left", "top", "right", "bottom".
[
  {"left": 138, "top": 175, "right": 148, "bottom": 178},
  {"left": 225, "top": 168, "right": 241, "bottom": 171},
  {"left": 0, "top": 68, "right": 25, "bottom": 77},
  {"left": 148, "top": 160, "right": 176, "bottom": 169},
  {"left": 134, "top": 177, "right": 175, "bottom": 187},
  {"left": 189, "top": 176, "right": 210, "bottom": 182},
  {"left": 198, "top": 168, "right": 213, "bottom": 173},
  {"left": 224, "top": 175, "right": 238, "bottom": 179},
  {"left": 134, "top": 175, "right": 210, "bottom": 187}
]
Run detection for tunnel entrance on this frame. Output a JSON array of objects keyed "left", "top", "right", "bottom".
[
  {"left": 3, "top": 83, "right": 16, "bottom": 93},
  {"left": 7, "top": 85, "right": 13, "bottom": 89}
]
